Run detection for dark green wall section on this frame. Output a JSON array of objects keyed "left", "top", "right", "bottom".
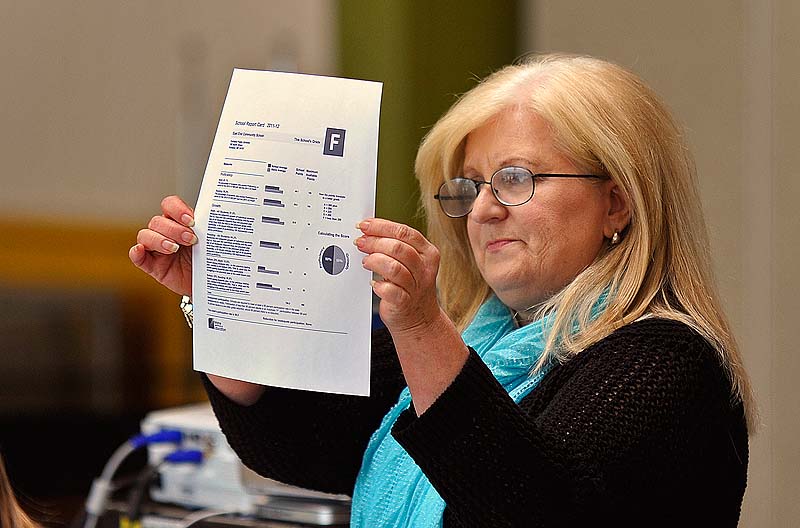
[{"left": 339, "top": 1, "right": 518, "bottom": 231}]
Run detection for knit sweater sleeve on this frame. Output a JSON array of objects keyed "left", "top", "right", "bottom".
[
  {"left": 202, "top": 326, "right": 406, "bottom": 495},
  {"left": 391, "top": 318, "right": 747, "bottom": 527}
]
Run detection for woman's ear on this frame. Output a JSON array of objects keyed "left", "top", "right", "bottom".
[{"left": 603, "top": 183, "right": 631, "bottom": 239}]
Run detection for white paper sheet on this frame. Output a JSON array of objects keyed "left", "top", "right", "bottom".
[{"left": 191, "top": 69, "right": 382, "bottom": 396}]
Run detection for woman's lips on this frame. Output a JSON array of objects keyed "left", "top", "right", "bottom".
[{"left": 486, "top": 239, "right": 518, "bottom": 252}]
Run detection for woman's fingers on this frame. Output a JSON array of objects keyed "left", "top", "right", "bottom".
[
  {"left": 161, "top": 195, "right": 195, "bottom": 226},
  {"left": 129, "top": 237, "right": 193, "bottom": 295},
  {"left": 357, "top": 219, "right": 432, "bottom": 256},
  {"left": 370, "top": 278, "right": 411, "bottom": 305},
  {"left": 355, "top": 218, "right": 440, "bottom": 305},
  {"left": 356, "top": 219, "right": 437, "bottom": 270},
  {"left": 128, "top": 242, "right": 147, "bottom": 267},
  {"left": 128, "top": 242, "right": 161, "bottom": 276},
  {"left": 362, "top": 251, "right": 416, "bottom": 292},
  {"left": 147, "top": 215, "right": 198, "bottom": 248},
  {"left": 137, "top": 227, "right": 181, "bottom": 254},
  {"left": 361, "top": 236, "right": 423, "bottom": 266},
  {"left": 353, "top": 218, "right": 441, "bottom": 333},
  {"left": 130, "top": 195, "right": 195, "bottom": 296}
]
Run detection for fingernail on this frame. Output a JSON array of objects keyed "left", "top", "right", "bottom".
[
  {"left": 162, "top": 240, "right": 179, "bottom": 253},
  {"left": 181, "top": 214, "right": 195, "bottom": 227},
  {"left": 354, "top": 237, "right": 364, "bottom": 248},
  {"left": 357, "top": 221, "right": 369, "bottom": 231},
  {"left": 370, "top": 279, "right": 377, "bottom": 287},
  {"left": 181, "top": 232, "right": 198, "bottom": 244}
]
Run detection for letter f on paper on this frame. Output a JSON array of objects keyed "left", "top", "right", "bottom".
[{"left": 323, "top": 127, "right": 346, "bottom": 157}]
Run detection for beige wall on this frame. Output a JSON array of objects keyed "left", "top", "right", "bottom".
[
  {"left": 772, "top": 0, "right": 800, "bottom": 525},
  {"left": 0, "top": 0, "right": 337, "bottom": 226},
  {"left": 520, "top": 1, "right": 798, "bottom": 525}
]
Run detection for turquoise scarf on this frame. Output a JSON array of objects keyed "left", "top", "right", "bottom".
[{"left": 350, "top": 295, "right": 557, "bottom": 527}]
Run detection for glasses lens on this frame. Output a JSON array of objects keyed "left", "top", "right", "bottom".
[
  {"left": 437, "top": 178, "right": 477, "bottom": 217},
  {"left": 491, "top": 167, "right": 534, "bottom": 206}
]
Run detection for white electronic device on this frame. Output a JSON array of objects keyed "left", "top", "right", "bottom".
[{"left": 140, "top": 403, "right": 351, "bottom": 525}]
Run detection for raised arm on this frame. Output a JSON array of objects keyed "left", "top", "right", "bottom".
[
  {"left": 391, "top": 319, "right": 747, "bottom": 526},
  {"left": 129, "top": 194, "right": 264, "bottom": 405},
  {"left": 355, "top": 218, "right": 470, "bottom": 415}
]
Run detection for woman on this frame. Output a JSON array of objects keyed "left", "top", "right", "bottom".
[{"left": 131, "top": 54, "right": 753, "bottom": 527}]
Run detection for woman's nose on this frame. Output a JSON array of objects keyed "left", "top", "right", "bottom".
[{"left": 469, "top": 184, "right": 507, "bottom": 223}]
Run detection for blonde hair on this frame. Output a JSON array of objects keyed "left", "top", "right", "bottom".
[
  {"left": 0, "top": 454, "right": 39, "bottom": 528},
  {"left": 416, "top": 53, "right": 756, "bottom": 427}
]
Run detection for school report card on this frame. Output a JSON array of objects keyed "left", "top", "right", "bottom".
[{"left": 192, "top": 69, "right": 382, "bottom": 396}]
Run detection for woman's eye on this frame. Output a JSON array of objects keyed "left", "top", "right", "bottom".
[{"left": 502, "top": 171, "right": 525, "bottom": 184}]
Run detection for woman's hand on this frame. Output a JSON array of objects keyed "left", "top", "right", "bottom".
[
  {"left": 129, "top": 195, "right": 196, "bottom": 296},
  {"left": 130, "top": 195, "right": 266, "bottom": 406},
  {"left": 355, "top": 218, "right": 442, "bottom": 336},
  {"left": 356, "top": 218, "right": 469, "bottom": 415}
]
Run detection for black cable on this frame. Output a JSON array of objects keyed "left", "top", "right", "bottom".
[
  {"left": 120, "top": 450, "right": 203, "bottom": 528},
  {"left": 121, "top": 463, "right": 161, "bottom": 528}
]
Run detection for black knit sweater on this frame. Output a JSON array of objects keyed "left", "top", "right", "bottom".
[{"left": 202, "top": 318, "right": 748, "bottom": 527}]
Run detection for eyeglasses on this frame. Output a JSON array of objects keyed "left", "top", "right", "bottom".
[{"left": 434, "top": 166, "right": 608, "bottom": 218}]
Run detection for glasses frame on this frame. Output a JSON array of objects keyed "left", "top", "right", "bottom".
[{"left": 434, "top": 166, "right": 609, "bottom": 218}]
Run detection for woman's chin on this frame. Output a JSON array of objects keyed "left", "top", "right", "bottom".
[{"left": 490, "top": 286, "right": 546, "bottom": 313}]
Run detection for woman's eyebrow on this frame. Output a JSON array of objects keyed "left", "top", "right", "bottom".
[
  {"left": 461, "top": 155, "right": 542, "bottom": 176},
  {"left": 498, "top": 156, "right": 540, "bottom": 169}
]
